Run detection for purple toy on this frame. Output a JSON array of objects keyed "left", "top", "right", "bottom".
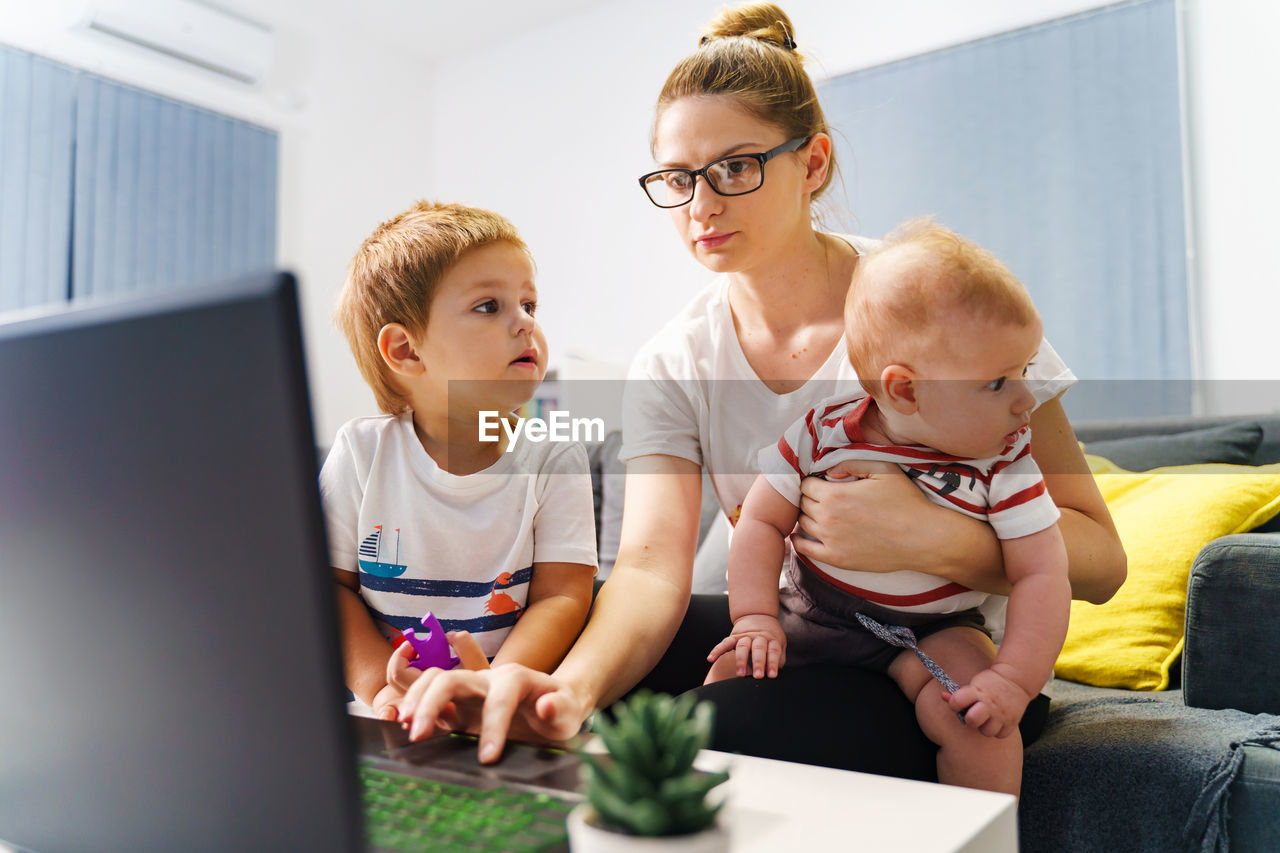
[{"left": 401, "top": 611, "right": 461, "bottom": 671}]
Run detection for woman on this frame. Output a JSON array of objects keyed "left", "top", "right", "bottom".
[{"left": 398, "top": 2, "right": 1125, "bottom": 777}]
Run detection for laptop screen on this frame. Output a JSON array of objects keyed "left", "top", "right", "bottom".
[{"left": 0, "top": 273, "right": 361, "bottom": 852}]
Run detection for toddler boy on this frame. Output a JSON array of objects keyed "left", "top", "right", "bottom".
[{"left": 322, "top": 201, "right": 597, "bottom": 720}]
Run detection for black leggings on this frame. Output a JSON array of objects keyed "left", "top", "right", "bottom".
[{"left": 625, "top": 590, "right": 1051, "bottom": 781}]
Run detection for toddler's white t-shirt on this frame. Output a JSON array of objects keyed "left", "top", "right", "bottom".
[{"left": 321, "top": 412, "right": 597, "bottom": 657}]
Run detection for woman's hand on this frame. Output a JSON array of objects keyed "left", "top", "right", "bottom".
[
  {"left": 371, "top": 629, "right": 490, "bottom": 721},
  {"left": 794, "top": 459, "right": 999, "bottom": 580},
  {"left": 397, "top": 662, "right": 592, "bottom": 763},
  {"left": 792, "top": 397, "right": 1125, "bottom": 602}
]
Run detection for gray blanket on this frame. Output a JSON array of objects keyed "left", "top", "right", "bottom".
[{"left": 1021, "top": 683, "right": 1280, "bottom": 853}]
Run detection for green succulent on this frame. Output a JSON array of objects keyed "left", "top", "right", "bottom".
[{"left": 578, "top": 690, "right": 730, "bottom": 837}]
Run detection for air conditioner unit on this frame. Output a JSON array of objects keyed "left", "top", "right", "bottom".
[{"left": 73, "top": 0, "right": 275, "bottom": 86}]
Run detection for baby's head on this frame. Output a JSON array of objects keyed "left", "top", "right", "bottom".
[
  {"left": 336, "top": 201, "right": 542, "bottom": 416},
  {"left": 845, "top": 218, "right": 1044, "bottom": 457}
]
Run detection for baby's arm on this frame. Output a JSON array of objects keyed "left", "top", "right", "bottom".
[
  {"left": 490, "top": 562, "right": 595, "bottom": 672},
  {"left": 946, "top": 525, "right": 1070, "bottom": 736},
  {"left": 706, "top": 476, "right": 801, "bottom": 679}
]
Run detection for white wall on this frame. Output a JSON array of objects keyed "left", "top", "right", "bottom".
[
  {"left": 429, "top": 0, "right": 1120, "bottom": 378},
  {"left": 430, "top": 0, "right": 1280, "bottom": 423},
  {"left": 266, "top": 24, "right": 436, "bottom": 448},
  {"left": 1182, "top": 0, "right": 1280, "bottom": 413},
  {"left": 4, "top": 0, "right": 1277, "bottom": 439}
]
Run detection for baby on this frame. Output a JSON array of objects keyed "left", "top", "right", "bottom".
[{"left": 706, "top": 218, "right": 1069, "bottom": 795}]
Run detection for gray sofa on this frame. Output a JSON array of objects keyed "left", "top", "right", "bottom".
[
  {"left": 585, "top": 414, "right": 1280, "bottom": 852},
  {"left": 1022, "top": 415, "right": 1280, "bottom": 853}
]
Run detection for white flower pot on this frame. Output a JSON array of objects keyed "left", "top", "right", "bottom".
[{"left": 566, "top": 804, "right": 729, "bottom": 852}]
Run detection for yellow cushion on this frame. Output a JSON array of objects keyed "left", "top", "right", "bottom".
[{"left": 1053, "top": 455, "right": 1280, "bottom": 690}]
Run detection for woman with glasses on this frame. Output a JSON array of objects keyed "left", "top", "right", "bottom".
[{"left": 397, "top": 1, "right": 1125, "bottom": 776}]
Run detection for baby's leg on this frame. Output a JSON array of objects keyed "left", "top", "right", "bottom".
[{"left": 887, "top": 627, "right": 1022, "bottom": 796}]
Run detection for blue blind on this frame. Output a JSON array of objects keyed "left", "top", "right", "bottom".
[
  {"left": 820, "top": 0, "right": 1188, "bottom": 417},
  {"left": 0, "top": 45, "right": 76, "bottom": 311},
  {"left": 73, "top": 75, "right": 277, "bottom": 299},
  {"left": 0, "top": 44, "right": 277, "bottom": 310}
]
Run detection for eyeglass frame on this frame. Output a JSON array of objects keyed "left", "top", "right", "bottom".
[{"left": 637, "top": 135, "right": 813, "bottom": 209}]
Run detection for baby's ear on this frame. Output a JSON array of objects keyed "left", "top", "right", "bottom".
[
  {"left": 377, "top": 323, "right": 424, "bottom": 376},
  {"left": 879, "top": 364, "right": 918, "bottom": 414}
]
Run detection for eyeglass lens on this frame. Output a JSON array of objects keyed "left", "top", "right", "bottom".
[{"left": 643, "top": 156, "right": 764, "bottom": 207}]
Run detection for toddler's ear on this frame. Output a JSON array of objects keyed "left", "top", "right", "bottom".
[
  {"left": 377, "top": 323, "right": 424, "bottom": 376},
  {"left": 879, "top": 364, "right": 918, "bottom": 414}
]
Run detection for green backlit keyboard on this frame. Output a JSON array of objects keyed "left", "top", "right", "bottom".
[{"left": 359, "top": 764, "right": 576, "bottom": 853}]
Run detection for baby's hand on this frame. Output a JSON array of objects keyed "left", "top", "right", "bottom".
[
  {"left": 706, "top": 614, "right": 786, "bottom": 679},
  {"left": 943, "top": 664, "right": 1032, "bottom": 738}
]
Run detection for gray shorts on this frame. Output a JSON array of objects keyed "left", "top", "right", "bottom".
[{"left": 779, "top": 560, "right": 990, "bottom": 673}]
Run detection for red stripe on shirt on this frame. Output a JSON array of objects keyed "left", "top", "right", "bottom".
[
  {"left": 838, "top": 396, "right": 870, "bottom": 440},
  {"left": 870, "top": 445, "right": 972, "bottom": 464},
  {"left": 805, "top": 408, "right": 822, "bottom": 462},
  {"left": 988, "top": 481, "right": 1048, "bottom": 514},
  {"left": 796, "top": 554, "right": 974, "bottom": 607},
  {"left": 989, "top": 442, "right": 1033, "bottom": 477},
  {"left": 777, "top": 436, "right": 803, "bottom": 476},
  {"left": 821, "top": 401, "right": 849, "bottom": 423}
]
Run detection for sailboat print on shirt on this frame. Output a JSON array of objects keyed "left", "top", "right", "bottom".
[{"left": 358, "top": 525, "right": 408, "bottom": 578}]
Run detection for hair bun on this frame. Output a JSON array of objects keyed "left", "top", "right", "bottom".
[{"left": 700, "top": 2, "right": 798, "bottom": 51}]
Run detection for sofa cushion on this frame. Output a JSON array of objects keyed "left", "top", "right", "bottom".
[
  {"left": 1053, "top": 455, "right": 1280, "bottom": 690},
  {"left": 1022, "top": 681, "right": 1280, "bottom": 853},
  {"left": 1081, "top": 420, "right": 1263, "bottom": 470},
  {"left": 1184, "top": 534, "right": 1280, "bottom": 715}
]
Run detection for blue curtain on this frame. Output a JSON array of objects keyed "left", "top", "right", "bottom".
[
  {"left": 820, "top": 0, "right": 1188, "bottom": 418},
  {"left": 72, "top": 75, "right": 277, "bottom": 299},
  {"left": 0, "top": 44, "right": 277, "bottom": 311},
  {"left": 0, "top": 45, "right": 77, "bottom": 311}
]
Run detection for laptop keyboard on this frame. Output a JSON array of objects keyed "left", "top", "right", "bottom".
[{"left": 359, "top": 764, "right": 575, "bottom": 852}]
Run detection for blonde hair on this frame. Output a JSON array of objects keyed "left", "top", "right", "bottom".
[
  {"left": 845, "top": 217, "right": 1040, "bottom": 392},
  {"left": 653, "top": 2, "right": 836, "bottom": 201},
  {"left": 335, "top": 200, "right": 528, "bottom": 414}
]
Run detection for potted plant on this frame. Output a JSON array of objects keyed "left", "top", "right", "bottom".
[{"left": 567, "top": 690, "right": 730, "bottom": 852}]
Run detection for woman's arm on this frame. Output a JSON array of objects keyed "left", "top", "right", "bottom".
[
  {"left": 1025, "top": 398, "right": 1127, "bottom": 603},
  {"left": 395, "top": 453, "right": 705, "bottom": 760},
  {"left": 792, "top": 396, "right": 1126, "bottom": 604},
  {"left": 554, "top": 454, "right": 704, "bottom": 708}
]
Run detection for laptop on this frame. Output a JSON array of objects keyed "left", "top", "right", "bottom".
[{"left": 0, "top": 273, "right": 581, "bottom": 853}]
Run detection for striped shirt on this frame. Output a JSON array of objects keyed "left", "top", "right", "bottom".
[{"left": 759, "top": 393, "right": 1060, "bottom": 614}]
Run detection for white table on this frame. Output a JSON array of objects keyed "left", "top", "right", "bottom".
[{"left": 694, "top": 749, "right": 1017, "bottom": 853}]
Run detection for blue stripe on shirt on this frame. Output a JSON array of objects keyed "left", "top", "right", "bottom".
[
  {"left": 359, "top": 566, "right": 533, "bottom": 597},
  {"left": 375, "top": 609, "right": 522, "bottom": 635}
]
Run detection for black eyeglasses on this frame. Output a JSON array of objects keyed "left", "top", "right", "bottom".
[{"left": 638, "top": 136, "right": 811, "bottom": 209}]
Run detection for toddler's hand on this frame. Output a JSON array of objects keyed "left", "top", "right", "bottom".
[
  {"left": 706, "top": 614, "right": 786, "bottom": 679},
  {"left": 943, "top": 664, "right": 1032, "bottom": 738},
  {"left": 371, "top": 641, "right": 421, "bottom": 720}
]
